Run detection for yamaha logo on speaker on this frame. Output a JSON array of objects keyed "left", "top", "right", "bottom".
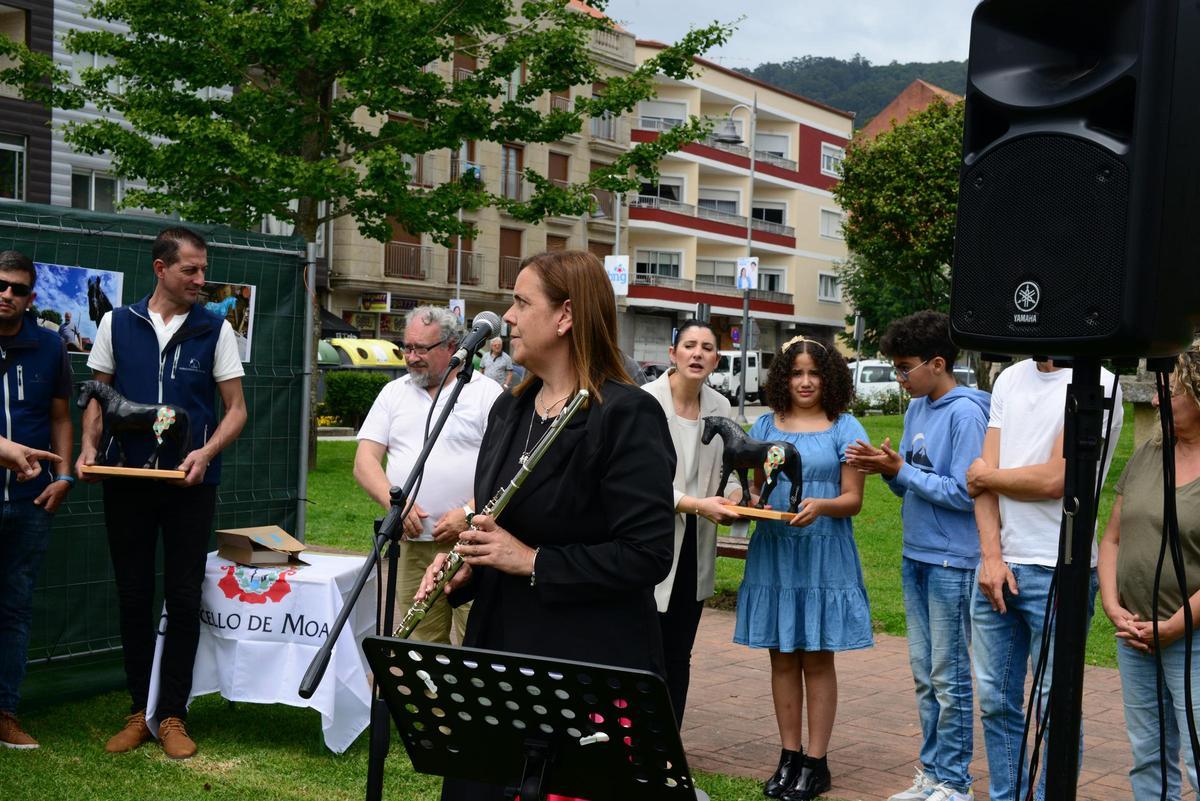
[{"left": 1013, "top": 281, "right": 1040, "bottom": 323}]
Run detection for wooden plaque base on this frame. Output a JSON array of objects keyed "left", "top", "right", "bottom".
[
  {"left": 80, "top": 465, "right": 187, "bottom": 480},
  {"left": 728, "top": 505, "right": 798, "bottom": 523}
]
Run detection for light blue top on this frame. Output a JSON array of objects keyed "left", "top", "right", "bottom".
[{"left": 883, "top": 387, "right": 991, "bottom": 569}]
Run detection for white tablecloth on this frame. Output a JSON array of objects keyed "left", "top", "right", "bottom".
[{"left": 147, "top": 551, "right": 377, "bottom": 753}]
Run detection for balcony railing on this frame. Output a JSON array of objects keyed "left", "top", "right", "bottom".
[
  {"left": 755, "top": 150, "right": 798, "bottom": 171},
  {"left": 695, "top": 203, "right": 747, "bottom": 228},
  {"left": 550, "top": 94, "right": 571, "bottom": 112},
  {"left": 693, "top": 275, "right": 793, "bottom": 304},
  {"left": 632, "top": 272, "right": 694, "bottom": 291},
  {"left": 701, "top": 132, "right": 749, "bottom": 157},
  {"left": 450, "top": 158, "right": 484, "bottom": 183},
  {"left": 446, "top": 250, "right": 482, "bottom": 285},
  {"left": 454, "top": 66, "right": 475, "bottom": 82},
  {"left": 628, "top": 194, "right": 695, "bottom": 216},
  {"left": 500, "top": 169, "right": 525, "bottom": 201},
  {"left": 639, "top": 116, "right": 685, "bottom": 133},
  {"left": 590, "top": 114, "right": 619, "bottom": 142},
  {"left": 592, "top": 28, "right": 623, "bottom": 53},
  {"left": 499, "top": 255, "right": 522, "bottom": 290},
  {"left": 751, "top": 288, "right": 794, "bottom": 304},
  {"left": 751, "top": 217, "right": 796, "bottom": 237},
  {"left": 384, "top": 242, "right": 433, "bottom": 280}
]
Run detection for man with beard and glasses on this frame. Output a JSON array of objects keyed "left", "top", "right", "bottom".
[{"left": 353, "top": 305, "right": 503, "bottom": 643}]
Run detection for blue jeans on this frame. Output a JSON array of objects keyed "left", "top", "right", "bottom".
[
  {"left": 902, "top": 557, "right": 975, "bottom": 792},
  {"left": 1117, "top": 634, "right": 1200, "bottom": 799},
  {"left": 0, "top": 500, "right": 54, "bottom": 712},
  {"left": 970, "top": 563, "right": 1098, "bottom": 801}
]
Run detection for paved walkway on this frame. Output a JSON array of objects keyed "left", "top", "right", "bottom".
[{"left": 684, "top": 607, "right": 1187, "bottom": 801}]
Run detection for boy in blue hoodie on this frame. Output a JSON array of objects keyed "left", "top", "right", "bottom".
[{"left": 847, "top": 310, "right": 990, "bottom": 801}]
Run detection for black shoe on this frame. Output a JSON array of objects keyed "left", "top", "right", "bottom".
[
  {"left": 781, "top": 754, "right": 831, "bottom": 801},
  {"left": 764, "top": 748, "right": 803, "bottom": 798}
]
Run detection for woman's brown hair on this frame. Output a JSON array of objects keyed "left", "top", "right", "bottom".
[{"left": 515, "top": 250, "right": 631, "bottom": 402}]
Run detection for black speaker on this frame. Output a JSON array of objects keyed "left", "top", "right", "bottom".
[{"left": 950, "top": 0, "right": 1200, "bottom": 358}]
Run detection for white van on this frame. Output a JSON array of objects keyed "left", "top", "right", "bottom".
[
  {"left": 708, "top": 350, "right": 765, "bottom": 403},
  {"left": 847, "top": 359, "right": 900, "bottom": 406}
]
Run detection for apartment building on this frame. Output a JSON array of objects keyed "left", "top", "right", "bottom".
[
  {"left": 624, "top": 41, "right": 854, "bottom": 362},
  {"left": 1, "top": 0, "right": 52, "bottom": 204},
  {"left": 329, "top": 17, "right": 634, "bottom": 338}
]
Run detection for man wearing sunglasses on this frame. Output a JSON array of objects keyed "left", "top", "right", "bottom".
[
  {"left": 0, "top": 251, "right": 74, "bottom": 750},
  {"left": 354, "top": 305, "right": 503, "bottom": 645}
]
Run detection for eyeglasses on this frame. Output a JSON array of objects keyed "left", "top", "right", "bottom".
[
  {"left": 0, "top": 279, "right": 32, "bottom": 297},
  {"left": 401, "top": 337, "right": 449, "bottom": 356},
  {"left": 895, "top": 359, "right": 931, "bottom": 382}
]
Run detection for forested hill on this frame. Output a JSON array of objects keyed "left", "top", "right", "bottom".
[{"left": 738, "top": 55, "right": 967, "bottom": 128}]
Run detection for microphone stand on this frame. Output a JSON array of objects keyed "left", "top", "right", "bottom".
[{"left": 298, "top": 358, "right": 480, "bottom": 801}]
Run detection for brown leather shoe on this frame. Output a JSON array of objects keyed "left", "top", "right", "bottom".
[
  {"left": 158, "top": 717, "right": 196, "bottom": 760},
  {"left": 0, "top": 710, "right": 38, "bottom": 749},
  {"left": 105, "top": 710, "right": 152, "bottom": 753}
]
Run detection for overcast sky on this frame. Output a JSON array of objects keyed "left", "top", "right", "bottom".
[{"left": 603, "top": 0, "right": 977, "bottom": 68}]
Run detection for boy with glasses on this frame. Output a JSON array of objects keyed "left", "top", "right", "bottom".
[{"left": 847, "top": 310, "right": 990, "bottom": 801}]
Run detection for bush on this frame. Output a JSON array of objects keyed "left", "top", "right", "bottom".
[
  {"left": 322, "top": 370, "right": 391, "bottom": 428},
  {"left": 849, "top": 389, "right": 905, "bottom": 417}
]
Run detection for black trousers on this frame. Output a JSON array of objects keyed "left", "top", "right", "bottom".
[
  {"left": 658, "top": 515, "right": 705, "bottom": 728},
  {"left": 103, "top": 479, "right": 216, "bottom": 720}
]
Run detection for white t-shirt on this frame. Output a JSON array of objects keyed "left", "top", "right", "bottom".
[
  {"left": 676, "top": 416, "right": 703, "bottom": 501},
  {"left": 990, "top": 359, "right": 1124, "bottom": 567},
  {"left": 88, "top": 309, "right": 245, "bottom": 382},
  {"left": 357, "top": 370, "right": 503, "bottom": 541}
]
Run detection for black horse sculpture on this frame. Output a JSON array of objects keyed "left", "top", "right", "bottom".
[
  {"left": 701, "top": 416, "right": 803, "bottom": 514},
  {"left": 76, "top": 380, "right": 191, "bottom": 470}
]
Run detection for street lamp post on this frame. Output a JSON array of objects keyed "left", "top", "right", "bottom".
[{"left": 714, "top": 93, "right": 757, "bottom": 424}]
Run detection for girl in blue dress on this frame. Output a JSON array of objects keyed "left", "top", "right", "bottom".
[{"left": 734, "top": 335, "right": 872, "bottom": 801}]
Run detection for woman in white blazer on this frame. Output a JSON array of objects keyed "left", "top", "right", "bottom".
[{"left": 643, "top": 319, "right": 742, "bottom": 726}]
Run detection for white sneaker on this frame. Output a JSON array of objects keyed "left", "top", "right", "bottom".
[
  {"left": 888, "top": 768, "right": 936, "bottom": 801},
  {"left": 925, "top": 783, "right": 973, "bottom": 801}
]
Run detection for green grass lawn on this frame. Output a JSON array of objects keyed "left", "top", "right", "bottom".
[{"left": 1, "top": 690, "right": 769, "bottom": 800}]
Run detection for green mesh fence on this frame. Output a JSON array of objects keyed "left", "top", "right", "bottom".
[{"left": 0, "top": 202, "right": 308, "bottom": 677}]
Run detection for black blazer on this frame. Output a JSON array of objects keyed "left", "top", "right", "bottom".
[{"left": 458, "top": 378, "right": 677, "bottom": 673}]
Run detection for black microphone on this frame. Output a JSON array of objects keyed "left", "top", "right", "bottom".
[{"left": 448, "top": 311, "right": 502, "bottom": 369}]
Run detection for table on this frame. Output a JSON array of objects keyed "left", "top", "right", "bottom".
[{"left": 147, "top": 551, "right": 377, "bottom": 753}]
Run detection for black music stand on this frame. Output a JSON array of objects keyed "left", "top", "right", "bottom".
[{"left": 362, "top": 637, "right": 701, "bottom": 801}]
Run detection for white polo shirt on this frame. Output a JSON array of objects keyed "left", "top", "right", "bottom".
[
  {"left": 89, "top": 310, "right": 245, "bottom": 382},
  {"left": 357, "top": 370, "right": 503, "bottom": 541}
]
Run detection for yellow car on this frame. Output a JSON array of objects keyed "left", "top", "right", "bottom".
[{"left": 326, "top": 338, "right": 406, "bottom": 368}]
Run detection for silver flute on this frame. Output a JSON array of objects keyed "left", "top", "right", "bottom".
[{"left": 394, "top": 389, "right": 589, "bottom": 638}]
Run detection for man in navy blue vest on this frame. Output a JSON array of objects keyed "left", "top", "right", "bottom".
[
  {"left": 0, "top": 251, "right": 73, "bottom": 751},
  {"left": 77, "top": 228, "right": 247, "bottom": 760}
]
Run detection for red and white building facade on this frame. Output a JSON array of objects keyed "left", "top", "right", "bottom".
[{"left": 622, "top": 41, "right": 854, "bottom": 362}]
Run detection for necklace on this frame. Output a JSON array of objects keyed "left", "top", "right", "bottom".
[
  {"left": 535, "top": 388, "right": 572, "bottom": 422},
  {"left": 519, "top": 406, "right": 553, "bottom": 465}
]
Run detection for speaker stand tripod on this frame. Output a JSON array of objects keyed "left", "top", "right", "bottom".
[{"left": 1045, "top": 357, "right": 1106, "bottom": 801}]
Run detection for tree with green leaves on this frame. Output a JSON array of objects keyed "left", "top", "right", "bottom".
[
  {"left": 0, "top": 0, "right": 732, "bottom": 244},
  {"left": 832, "top": 96, "right": 964, "bottom": 353}
]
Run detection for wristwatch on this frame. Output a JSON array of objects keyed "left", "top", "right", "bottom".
[{"left": 53, "top": 474, "right": 76, "bottom": 488}]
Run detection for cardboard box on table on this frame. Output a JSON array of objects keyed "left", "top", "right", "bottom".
[{"left": 217, "top": 525, "right": 306, "bottom": 566}]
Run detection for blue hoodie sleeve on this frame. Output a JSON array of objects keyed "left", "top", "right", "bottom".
[{"left": 887, "top": 400, "right": 986, "bottom": 511}]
